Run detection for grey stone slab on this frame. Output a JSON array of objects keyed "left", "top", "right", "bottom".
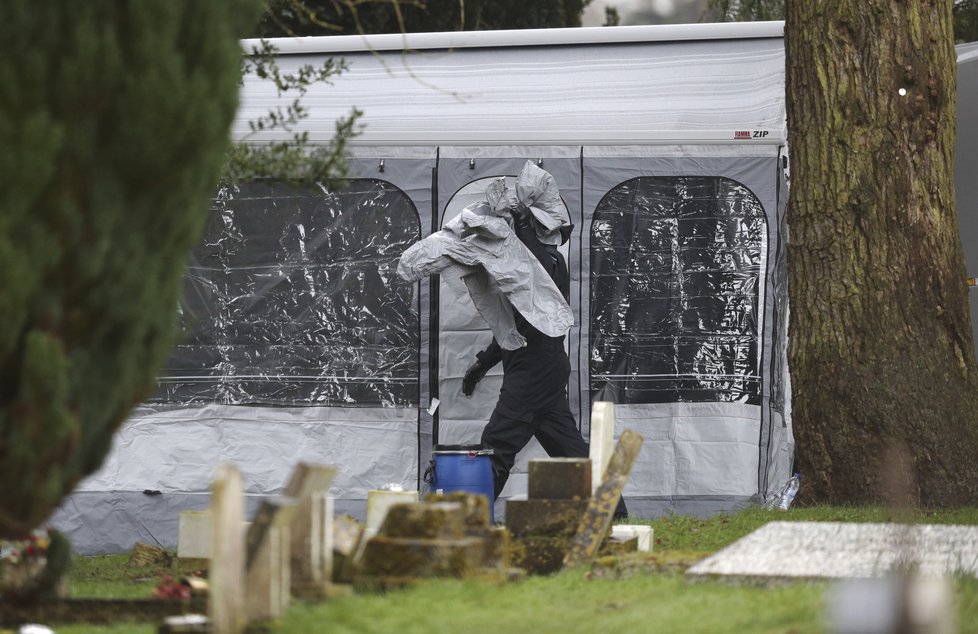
[{"left": 686, "top": 522, "right": 978, "bottom": 582}]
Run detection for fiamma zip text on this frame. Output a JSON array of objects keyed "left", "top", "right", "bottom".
[{"left": 734, "top": 130, "right": 770, "bottom": 140}]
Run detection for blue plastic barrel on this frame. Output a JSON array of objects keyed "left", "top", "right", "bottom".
[{"left": 431, "top": 445, "right": 495, "bottom": 524}]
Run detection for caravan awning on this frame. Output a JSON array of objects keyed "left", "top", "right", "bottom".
[{"left": 233, "top": 23, "right": 787, "bottom": 147}]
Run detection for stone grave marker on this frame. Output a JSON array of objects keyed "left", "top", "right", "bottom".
[
  {"left": 244, "top": 496, "right": 298, "bottom": 623},
  {"left": 281, "top": 463, "right": 336, "bottom": 598},
  {"left": 177, "top": 509, "right": 212, "bottom": 563},
  {"left": 686, "top": 521, "right": 978, "bottom": 582},
  {"left": 527, "top": 458, "right": 591, "bottom": 501},
  {"left": 588, "top": 401, "right": 616, "bottom": 494},
  {"left": 563, "top": 429, "right": 643, "bottom": 569},
  {"left": 209, "top": 464, "right": 245, "bottom": 634}
]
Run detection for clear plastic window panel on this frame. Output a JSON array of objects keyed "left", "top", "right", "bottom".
[
  {"left": 590, "top": 177, "right": 765, "bottom": 405},
  {"left": 152, "top": 179, "right": 421, "bottom": 407}
]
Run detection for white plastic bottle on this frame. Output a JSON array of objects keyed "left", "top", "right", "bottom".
[{"left": 778, "top": 473, "right": 800, "bottom": 510}]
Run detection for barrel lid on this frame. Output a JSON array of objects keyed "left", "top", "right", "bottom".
[{"left": 433, "top": 444, "right": 494, "bottom": 455}]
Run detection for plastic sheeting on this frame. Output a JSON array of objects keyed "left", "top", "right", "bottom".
[
  {"left": 398, "top": 163, "right": 573, "bottom": 350},
  {"left": 589, "top": 176, "right": 765, "bottom": 405},
  {"left": 153, "top": 180, "right": 421, "bottom": 407}
]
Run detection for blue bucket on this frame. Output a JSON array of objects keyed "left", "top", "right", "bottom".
[{"left": 430, "top": 445, "right": 495, "bottom": 524}]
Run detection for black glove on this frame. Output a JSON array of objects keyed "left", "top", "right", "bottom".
[
  {"left": 510, "top": 201, "right": 532, "bottom": 231},
  {"left": 462, "top": 359, "right": 489, "bottom": 396}
]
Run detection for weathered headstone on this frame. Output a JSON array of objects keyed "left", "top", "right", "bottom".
[
  {"left": 588, "top": 401, "right": 616, "bottom": 494},
  {"left": 358, "top": 502, "right": 482, "bottom": 583},
  {"left": 282, "top": 463, "right": 336, "bottom": 598},
  {"left": 357, "top": 494, "right": 512, "bottom": 589},
  {"left": 366, "top": 489, "right": 418, "bottom": 531},
  {"left": 563, "top": 429, "right": 643, "bottom": 568},
  {"left": 244, "top": 497, "right": 298, "bottom": 623},
  {"left": 177, "top": 510, "right": 212, "bottom": 562},
  {"left": 209, "top": 464, "right": 245, "bottom": 634},
  {"left": 426, "top": 491, "right": 512, "bottom": 575},
  {"left": 686, "top": 521, "right": 978, "bottom": 581},
  {"left": 527, "top": 458, "right": 591, "bottom": 500},
  {"left": 506, "top": 499, "right": 589, "bottom": 537},
  {"left": 332, "top": 515, "right": 365, "bottom": 584}
]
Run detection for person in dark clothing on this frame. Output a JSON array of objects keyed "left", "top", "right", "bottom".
[{"left": 462, "top": 200, "right": 627, "bottom": 518}]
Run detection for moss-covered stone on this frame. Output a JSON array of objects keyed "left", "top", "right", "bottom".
[
  {"left": 379, "top": 502, "right": 465, "bottom": 540},
  {"left": 510, "top": 535, "right": 570, "bottom": 575},
  {"left": 358, "top": 536, "right": 484, "bottom": 578},
  {"left": 483, "top": 526, "right": 511, "bottom": 569},
  {"left": 505, "top": 499, "right": 589, "bottom": 537},
  {"left": 527, "top": 459, "right": 591, "bottom": 500},
  {"left": 423, "top": 491, "right": 491, "bottom": 530}
]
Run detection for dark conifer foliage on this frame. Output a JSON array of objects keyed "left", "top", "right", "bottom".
[
  {"left": 254, "top": 0, "right": 591, "bottom": 37},
  {"left": 0, "top": 1, "right": 260, "bottom": 536}
]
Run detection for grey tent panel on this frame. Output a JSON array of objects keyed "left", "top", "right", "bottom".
[
  {"left": 956, "top": 43, "right": 978, "bottom": 362},
  {"left": 581, "top": 154, "right": 786, "bottom": 505},
  {"left": 54, "top": 154, "right": 436, "bottom": 554}
]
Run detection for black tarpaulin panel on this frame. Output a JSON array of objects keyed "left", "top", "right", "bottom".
[
  {"left": 590, "top": 176, "right": 765, "bottom": 405},
  {"left": 153, "top": 179, "right": 421, "bottom": 407}
]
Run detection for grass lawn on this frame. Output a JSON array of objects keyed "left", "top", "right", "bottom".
[{"left": 49, "top": 506, "right": 978, "bottom": 633}]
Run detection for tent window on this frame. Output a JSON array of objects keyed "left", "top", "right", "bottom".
[
  {"left": 152, "top": 179, "right": 421, "bottom": 407},
  {"left": 590, "top": 176, "right": 765, "bottom": 405}
]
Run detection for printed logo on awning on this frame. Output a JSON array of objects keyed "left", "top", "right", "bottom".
[{"left": 734, "top": 130, "right": 770, "bottom": 140}]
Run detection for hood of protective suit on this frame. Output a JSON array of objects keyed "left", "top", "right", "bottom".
[{"left": 485, "top": 161, "right": 571, "bottom": 246}]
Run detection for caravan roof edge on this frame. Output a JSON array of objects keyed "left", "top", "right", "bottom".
[{"left": 240, "top": 21, "right": 786, "bottom": 55}]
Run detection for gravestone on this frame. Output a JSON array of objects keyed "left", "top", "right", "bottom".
[
  {"left": 281, "top": 463, "right": 336, "bottom": 598},
  {"left": 244, "top": 497, "right": 298, "bottom": 623},
  {"left": 527, "top": 458, "right": 591, "bottom": 500},
  {"left": 209, "top": 464, "right": 245, "bottom": 634},
  {"left": 177, "top": 510, "right": 212, "bottom": 562},
  {"left": 686, "top": 521, "right": 978, "bottom": 582},
  {"left": 508, "top": 450, "right": 641, "bottom": 575},
  {"left": 332, "top": 515, "right": 365, "bottom": 584},
  {"left": 564, "top": 429, "right": 643, "bottom": 569},
  {"left": 588, "top": 401, "right": 616, "bottom": 494},
  {"left": 358, "top": 493, "right": 513, "bottom": 589},
  {"left": 366, "top": 489, "right": 418, "bottom": 531}
]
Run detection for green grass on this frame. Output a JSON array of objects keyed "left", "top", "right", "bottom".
[
  {"left": 277, "top": 572, "right": 827, "bottom": 634},
  {"left": 44, "top": 507, "right": 978, "bottom": 633},
  {"left": 68, "top": 554, "right": 166, "bottom": 599},
  {"left": 645, "top": 505, "right": 978, "bottom": 553}
]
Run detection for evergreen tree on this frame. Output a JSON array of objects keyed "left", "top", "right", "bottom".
[
  {"left": 0, "top": 1, "right": 259, "bottom": 536},
  {"left": 255, "top": 0, "right": 592, "bottom": 37},
  {"left": 957, "top": 0, "right": 978, "bottom": 43}
]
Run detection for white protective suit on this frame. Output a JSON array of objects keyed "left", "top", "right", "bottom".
[{"left": 396, "top": 161, "right": 573, "bottom": 350}]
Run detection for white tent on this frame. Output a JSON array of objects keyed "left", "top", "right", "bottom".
[
  {"left": 956, "top": 42, "right": 978, "bottom": 354},
  {"left": 51, "top": 22, "right": 977, "bottom": 554}
]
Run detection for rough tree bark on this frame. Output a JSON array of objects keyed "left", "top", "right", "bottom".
[{"left": 785, "top": 1, "right": 978, "bottom": 505}]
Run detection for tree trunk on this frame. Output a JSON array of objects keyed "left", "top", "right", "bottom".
[{"left": 785, "top": 1, "right": 978, "bottom": 505}]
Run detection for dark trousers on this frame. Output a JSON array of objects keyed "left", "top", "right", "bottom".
[
  {"left": 480, "top": 339, "right": 628, "bottom": 518},
  {"left": 481, "top": 386, "right": 589, "bottom": 498}
]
